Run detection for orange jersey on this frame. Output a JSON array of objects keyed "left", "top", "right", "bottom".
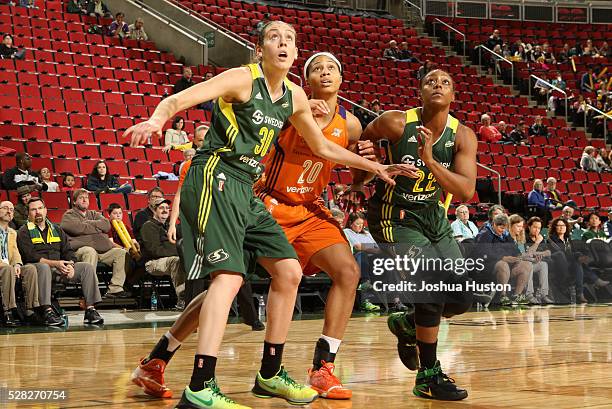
[{"left": 254, "top": 105, "right": 349, "bottom": 205}]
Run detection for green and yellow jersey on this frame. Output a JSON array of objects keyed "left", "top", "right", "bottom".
[
  {"left": 193, "top": 63, "right": 294, "bottom": 178},
  {"left": 373, "top": 107, "right": 458, "bottom": 209}
]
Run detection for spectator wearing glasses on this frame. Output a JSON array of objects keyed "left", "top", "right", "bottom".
[
  {"left": 451, "top": 205, "right": 478, "bottom": 241},
  {"left": 133, "top": 188, "right": 165, "bottom": 243}
]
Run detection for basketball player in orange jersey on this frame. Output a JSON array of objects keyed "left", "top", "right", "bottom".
[{"left": 131, "top": 52, "right": 388, "bottom": 400}]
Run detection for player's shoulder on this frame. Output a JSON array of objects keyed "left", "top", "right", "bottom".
[{"left": 456, "top": 123, "right": 477, "bottom": 140}]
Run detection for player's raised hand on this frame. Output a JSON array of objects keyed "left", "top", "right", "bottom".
[
  {"left": 356, "top": 140, "right": 377, "bottom": 161},
  {"left": 124, "top": 119, "right": 163, "bottom": 147},
  {"left": 342, "top": 183, "right": 366, "bottom": 211},
  {"left": 416, "top": 125, "right": 435, "bottom": 164},
  {"left": 308, "top": 99, "right": 331, "bottom": 117}
]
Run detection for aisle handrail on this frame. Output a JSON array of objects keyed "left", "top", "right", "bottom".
[{"left": 433, "top": 18, "right": 466, "bottom": 56}]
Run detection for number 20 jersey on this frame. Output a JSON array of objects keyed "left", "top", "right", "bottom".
[
  {"left": 195, "top": 63, "right": 294, "bottom": 179},
  {"left": 255, "top": 105, "right": 349, "bottom": 205}
]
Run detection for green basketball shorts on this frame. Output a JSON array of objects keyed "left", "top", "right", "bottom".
[{"left": 180, "top": 154, "right": 297, "bottom": 280}]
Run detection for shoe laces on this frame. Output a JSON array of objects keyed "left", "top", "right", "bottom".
[
  {"left": 278, "top": 367, "right": 301, "bottom": 389},
  {"left": 205, "top": 379, "right": 235, "bottom": 404}
]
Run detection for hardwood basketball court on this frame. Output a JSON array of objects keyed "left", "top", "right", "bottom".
[{"left": 1, "top": 305, "right": 611, "bottom": 408}]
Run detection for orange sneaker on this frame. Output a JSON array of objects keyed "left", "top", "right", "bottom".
[
  {"left": 131, "top": 357, "right": 172, "bottom": 398},
  {"left": 308, "top": 361, "right": 352, "bottom": 400}
]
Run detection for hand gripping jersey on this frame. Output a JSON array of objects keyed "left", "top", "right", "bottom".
[{"left": 255, "top": 105, "right": 349, "bottom": 205}]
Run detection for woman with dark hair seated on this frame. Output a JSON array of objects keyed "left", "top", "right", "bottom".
[
  {"left": 547, "top": 217, "right": 609, "bottom": 304},
  {"left": 86, "top": 160, "right": 133, "bottom": 195}
]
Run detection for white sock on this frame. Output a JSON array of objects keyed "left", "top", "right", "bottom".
[
  {"left": 165, "top": 331, "right": 182, "bottom": 352},
  {"left": 320, "top": 334, "right": 342, "bottom": 354}
]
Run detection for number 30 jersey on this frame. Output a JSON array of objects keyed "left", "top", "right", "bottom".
[
  {"left": 195, "top": 63, "right": 294, "bottom": 179},
  {"left": 255, "top": 105, "right": 349, "bottom": 205},
  {"left": 373, "top": 107, "right": 458, "bottom": 209}
]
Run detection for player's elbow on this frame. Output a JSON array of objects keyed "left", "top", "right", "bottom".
[{"left": 457, "top": 186, "right": 476, "bottom": 202}]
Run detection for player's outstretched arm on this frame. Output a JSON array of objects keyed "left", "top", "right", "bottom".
[
  {"left": 418, "top": 123, "right": 477, "bottom": 201},
  {"left": 125, "top": 67, "right": 253, "bottom": 146},
  {"left": 289, "top": 87, "right": 414, "bottom": 185}
]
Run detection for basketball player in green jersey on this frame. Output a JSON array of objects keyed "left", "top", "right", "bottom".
[
  {"left": 352, "top": 69, "right": 477, "bottom": 401},
  {"left": 126, "top": 21, "right": 412, "bottom": 409}
]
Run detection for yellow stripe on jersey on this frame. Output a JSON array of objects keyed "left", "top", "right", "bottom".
[
  {"left": 197, "top": 155, "right": 221, "bottom": 233},
  {"left": 448, "top": 116, "right": 459, "bottom": 132},
  {"left": 248, "top": 63, "right": 263, "bottom": 80},
  {"left": 382, "top": 183, "right": 395, "bottom": 242},
  {"left": 215, "top": 97, "right": 239, "bottom": 154},
  {"left": 283, "top": 77, "right": 293, "bottom": 90},
  {"left": 405, "top": 108, "right": 419, "bottom": 124}
]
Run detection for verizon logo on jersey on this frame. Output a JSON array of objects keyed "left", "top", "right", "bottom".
[
  {"left": 239, "top": 155, "right": 260, "bottom": 168},
  {"left": 286, "top": 186, "right": 314, "bottom": 194}
]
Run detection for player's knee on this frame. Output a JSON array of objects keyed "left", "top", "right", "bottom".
[
  {"left": 415, "top": 303, "right": 443, "bottom": 327},
  {"left": 331, "top": 262, "right": 360, "bottom": 289}
]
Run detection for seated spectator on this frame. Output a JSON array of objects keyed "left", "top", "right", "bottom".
[
  {"left": 580, "top": 146, "right": 600, "bottom": 172},
  {"left": 485, "top": 29, "right": 503, "bottom": 51},
  {"left": 164, "top": 116, "right": 189, "bottom": 147},
  {"left": 370, "top": 99, "right": 382, "bottom": 116},
  {"left": 163, "top": 124, "right": 207, "bottom": 153},
  {"left": 60, "top": 189, "right": 131, "bottom": 298},
  {"left": 511, "top": 43, "right": 526, "bottom": 61},
  {"left": 582, "top": 212, "right": 608, "bottom": 241},
  {"left": 603, "top": 210, "right": 612, "bottom": 238},
  {"left": 561, "top": 206, "right": 584, "bottom": 240},
  {"left": 479, "top": 204, "right": 509, "bottom": 237},
  {"left": 199, "top": 71, "right": 215, "bottom": 112},
  {"left": 528, "top": 116, "right": 550, "bottom": 137},
  {"left": 86, "top": 161, "right": 132, "bottom": 195},
  {"left": 108, "top": 12, "right": 129, "bottom": 38},
  {"left": 581, "top": 67, "right": 596, "bottom": 92},
  {"left": 496, "top": 121, "right": 508, "bottom": 140},
  {"left": 353, "top": 99, "right": 376, "bottom": 129},
  {"left": 343, "top": 212, "right": 382, "bottom": 312},
  {"left": 551, "top": 71, "right": 566, "bottom": 91},
  {"left": 450, "top": 204, "right": 478, "bottom": 241},
  {"left": 174, "top": 67, "right": 194, "bottom": 94},
  {"left": 133, "top": 188, "right": 165, "bottom": 243},
  {"left": 128, "top": 17, "right": 148, "bottom": 41},
  {"left": 528, "top": 179, "right": 553, "bottom": 222},
  {"left": 383, "top": 40, "right": 401, "bottom": 60},
  {"left": 18, "top": 197, "right": 103, "bottom": 324},
  {"left": 417, "top": 60, "right": 435, "bottom": 80},
  {"left": 62, "top": 173, "right": 76, "bottom": 191},
  {"left": 178, "top": 148, "right": 196, "bottom": 176},
  {"left": 547, "top": 217, "right": 608, "bottom": 304},
  {"left": 545, "top": 177, "right": 575, "bottom": 209},
  {"left": 524, "top": 216, "right": 554, "bottom": 304},
  {"left": 399, "top": 41, "right": 418, "bottom": 63},
  {"left": 107, "top": 203, "right": 141, "bottom": 261},
  {"left": 87, "top": 0, "right": 111, "bottom": 18},
  {"left": 66, "top": 0, "right": 86, "bottom": 14},
  {"left": 542, "top": 43, "right": 556, "bottom": 65},
  {"left": 13, "top": 186, "right": 33, "bottom": 229},
  {"left": 18, "top": 0, "right": 36, "bottom": 8},
  {"left": 477, "top": 114, "right": 502, "bottom": 142},
  {"left": 0, "top": 201, "right": 44, "bottom": 326},
  {"left": 475, "top": 213, "right": 531, "bottom": 305},
  {"left": 558, "top": 43, "right": 571, "bottom": 63},
  {"left": 596, "top": 148, "right": 611, "bottom": 172},
  {"left": 503, "top": 121, "right": 527, "bottom": 145},
  {"left": 40, "top": 168, "right": 59, "bottom": 192},
  {"left": 2, "top": 153, "right": 45, "bottom": 192},
  {"left": 141, "top": 198, "right": 186, "bottom": 308},
  {"left": 0, "top": 34, "right": 25, "bottom": 60}
]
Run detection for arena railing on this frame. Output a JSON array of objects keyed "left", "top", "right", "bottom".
[
  {"left": 476, "top": 163, "right": 502, "bottom": 205},
  {"left": 403, "top": 0, "right": 425, "bottom": 21},
  {"left": 584, "top": 104, "right": 612, "bottom": 144},
  {"left": 528, "top": 74, "right": 568, "bottom": 124},
  {"left": 432, "top": 17, "right": 466, "bottom": 56},
  {"left": 476, "top": 45, "right": 514, "bottom": 90}
]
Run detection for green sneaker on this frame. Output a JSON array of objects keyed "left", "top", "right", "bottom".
[
  {"left": 499, "top": 295, "right": 512, "bottom": 306},
  {"left": 360, "top": 300, "right": 381, "bottom": 312},
  {"left": 512, "top": 294, "right": 529, "bottom": 305},
  {"left": 175, "top": 379, "right": 250, "bottom": 409},
  {"left": 413, "top": 361, "right": 468, "bottom": 401},
  {"left": 387, "top": 310, "right": 418, "bottom": 370},
  {"left": 252, "top": 366, "right": 318, "bottom": 405}
]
